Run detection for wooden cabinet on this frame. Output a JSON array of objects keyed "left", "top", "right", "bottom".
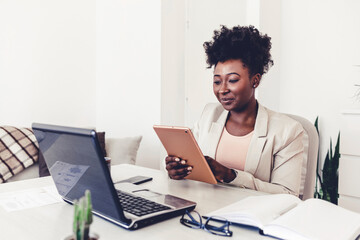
[{"left": 338, "top": 110, "right": 360, "bottom": 213}]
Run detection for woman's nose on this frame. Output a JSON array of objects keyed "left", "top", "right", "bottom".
[{"left": 219, "top": 83, "right": 229, "bottom": 94}]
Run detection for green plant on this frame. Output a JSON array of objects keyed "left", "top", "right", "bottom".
[
  {"left": 314, "top": 117, "right": 341, "bottom": 204},
  {"left": 73, "top": 190, "right": 93, "bottom": 240}
]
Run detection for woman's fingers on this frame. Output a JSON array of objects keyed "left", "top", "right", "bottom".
[
  {"left": 168, "top": 167, "right": 191, "bottom": 179},
  {"left": 165, "top": 156, "right": 181, "bottom": 164},
  {"left": 168, "top": 166, "right": 193, "bottom": 179},
  {"left": 165, "top": 156, "right": 193, "bottom": 179},
  {"left": 205, "top": 156, "right": 217, "bottom": 169},
  {"left": 205, "top": 156, "right": 236, "bottom": 183},
  {"left": 166, "top": 157, "right": 187, "bottom": 169},
  {"left": 205, "top": 156, "right": 228, "bottom": 182}
]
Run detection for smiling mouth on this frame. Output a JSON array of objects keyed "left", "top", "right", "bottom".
[{"left": 220, "top": 98, "right": 234, "bottom": 105}]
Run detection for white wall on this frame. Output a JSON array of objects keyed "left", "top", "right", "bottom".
[
  {"left": 257, "top": 0, "right": 282, "bottom": 111},
  {"left": 161, "top": 0, "right": 186, "bottom": 126},
  {"left": 96, "top": 0, "right": 161, "bottom": 169},
  {"left": 258, "top": 0, "right": 360, "bottom": 163},
  {"left": 0, "top": 0, "right": 96, "bottom": 128},
  {"left": 1, "top": 0, "right": 161, "bottom": 169},
  {"left": 2, "top": 0, "right": 359, "bottom": 171}
]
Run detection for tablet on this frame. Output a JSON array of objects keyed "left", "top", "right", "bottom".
[{"left": 153, "top": 125, "right": 217, "bottom": 184}]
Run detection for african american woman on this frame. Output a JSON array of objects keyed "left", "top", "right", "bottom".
[{"left": 165, "top": 25, "right": 304, "bottom": 197}]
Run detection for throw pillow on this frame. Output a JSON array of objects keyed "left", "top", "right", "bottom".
[
  {"left": 106, "top": 136, "right": 142, "bottom": 165},
  {"left": 0, "top": 126, "right": 39, "bottom": 183}
]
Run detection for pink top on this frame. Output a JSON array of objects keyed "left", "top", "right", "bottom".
[{"left": 215, "top": 127, "right": 254, "bottom": 171}]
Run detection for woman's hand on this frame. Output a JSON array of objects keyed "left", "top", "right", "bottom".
[
  {"left": 165, "top": 156, "right": 193, "bottom": 180},
  {"left": 205, "top": 156, "right": 237, "bottom": 183}
]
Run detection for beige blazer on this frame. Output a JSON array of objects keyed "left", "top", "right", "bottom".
[{"left": 193, "top": 102, "right": 304, "bottom": 196}]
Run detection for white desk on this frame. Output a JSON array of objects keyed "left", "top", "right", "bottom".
[{"left": 0, "top": 164, "right": 271, "bottom": 240}]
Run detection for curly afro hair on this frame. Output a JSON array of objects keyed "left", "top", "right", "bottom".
[{"left": 203, "top": 25, "right": 274, "bottom": 76}]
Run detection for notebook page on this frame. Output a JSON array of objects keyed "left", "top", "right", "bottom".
[
  {"left": 264, "top": 198, "right": 360, "bottom": 240},
  {"left": 206, "top": 194, "right": 301, "bottom": 229}
]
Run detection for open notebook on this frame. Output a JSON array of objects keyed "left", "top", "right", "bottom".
[{"left": 206, "top": 194, "right": 360, "bottom": 240}]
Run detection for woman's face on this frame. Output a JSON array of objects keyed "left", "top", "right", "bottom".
[{"left": 213, "top": 59, "right": 258, "bottom": 112}]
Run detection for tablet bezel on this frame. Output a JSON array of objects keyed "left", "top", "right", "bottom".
[{"left": 153, "top": 125, "right": 217, "bottom": 184}]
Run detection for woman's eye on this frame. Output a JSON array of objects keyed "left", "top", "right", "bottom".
[
  {"left": 213, "top": 80, "right": 221, "bottom": 85},
  {"left": 229, "top": 79, "right": 239, "bottom": 83}
]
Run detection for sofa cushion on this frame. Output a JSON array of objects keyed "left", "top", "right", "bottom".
[
  {"left": 0, "top": 126, "right": 39, "bottom": 183},
  {"left": 106, "top": 136, "right": 142, "bottom": 165}
]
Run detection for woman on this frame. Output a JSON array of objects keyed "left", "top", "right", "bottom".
[{"left": 165, "top": 25, "right": 304, "bottom": 196}]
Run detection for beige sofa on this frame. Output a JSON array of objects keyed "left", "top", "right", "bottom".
[{"left": 2, "top": 130, "right": 142, "bottom": 182}]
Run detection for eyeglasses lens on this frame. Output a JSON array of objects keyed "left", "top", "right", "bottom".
[
  {"left": 180, "top": 211, "right": 202, "bottom": 229},
  {"left": 181, "top": 211, "right": 233, "bottom": 237},
  {"left": 205, "top": 216, "right": 233, "bottom": 237}
]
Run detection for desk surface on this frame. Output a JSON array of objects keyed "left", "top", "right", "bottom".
[{"left": 0, "top": 164, "right": 271, "bottom": 240}]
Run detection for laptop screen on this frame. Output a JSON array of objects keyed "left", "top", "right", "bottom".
[{"left": 32, "top": 123, "right": 130, "bottom": 225}]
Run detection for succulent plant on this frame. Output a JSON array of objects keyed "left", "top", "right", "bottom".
[{"left": 73, "top": 190, "right": 93, "bottom": 240}]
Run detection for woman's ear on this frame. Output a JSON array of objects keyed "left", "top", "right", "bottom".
[{"left": 251, "top": 73, "right": 261, "bottom": 88}]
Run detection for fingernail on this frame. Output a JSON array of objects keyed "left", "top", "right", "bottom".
[
  {"left": 187, "top": 171, "right": 191, "bottom": 175},
  {"left": 181, "top": 160, "right": 186, "bottom": 165},
  {"left": 175, "top": 157, "right": 180, "bottom": 162},
  {"left": 187, "top": 166, "right": 192, "bottom": 171}
]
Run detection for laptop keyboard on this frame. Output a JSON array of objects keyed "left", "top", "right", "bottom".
[{"left": 117, "top": 190, "right": 171, "bottom": 217}]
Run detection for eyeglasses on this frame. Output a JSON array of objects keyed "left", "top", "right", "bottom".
[{"left": 180, "top": 210, "right": 233, "bottom": 237}]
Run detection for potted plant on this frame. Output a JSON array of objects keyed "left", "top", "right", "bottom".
[
  {"left": 64, "top": 190, "right": 99, "bottom": 240},
  {"left": 313, "top": 117, "right": 341, "bottom": 204}
]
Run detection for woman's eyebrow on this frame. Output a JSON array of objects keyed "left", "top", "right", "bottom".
[
  {"left": 213, "top": 72, "right": 240, "bottom": 77},
  {"left": 227, "top": 72, "right": 240, "bottom": 76}
]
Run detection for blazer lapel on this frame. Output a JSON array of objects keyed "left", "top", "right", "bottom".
[
  {"left": 202, "top": 110, "right": 228, "bottom": 158},
  {"left": 244, "top": 104, "right": 269, "bottom": 175}
]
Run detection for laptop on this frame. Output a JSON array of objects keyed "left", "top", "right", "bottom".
[{"left": 32, "top": 123, "right": 196, "bottom": 230}]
